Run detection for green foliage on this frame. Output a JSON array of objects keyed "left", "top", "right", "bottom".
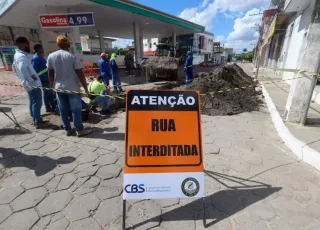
[
  {"left": 238, "top": 51, "right": 254, "bottom": 61},
  {"left": 118, "top": 48, "right": 125, "bottom": 55}
]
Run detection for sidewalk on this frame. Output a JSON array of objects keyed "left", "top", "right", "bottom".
[
  {"left": 259, "top": 68, "right": 320, "bottom": 150},
  {"left": 0, "top": 71, "right": 320, "bottom": 229},
  {"left": 258, "top": 67, "right": 320, "bottom": 169}
]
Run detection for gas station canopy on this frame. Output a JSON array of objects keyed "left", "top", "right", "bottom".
[{"left": 0, "top": 0, "right": 205, "bottom": 39}]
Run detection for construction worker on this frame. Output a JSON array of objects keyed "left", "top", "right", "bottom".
[
  {"left": 168, "top": 47, "right": 175, "bottom": 57},
  {"left": 124, "top": 52, "right": 132, "bottom": 76},
  {"left": 12, "top": 36, "right": 47, "bottom": 129},
  {"left": 88, "top": 75, "right": 110, "bottom": 115},
  {"left": 110, "top": 53, "right": 123, "bottom": 92},
  {"left": 47, "top": 35, "right": 92, "bottom": 137},
  {"left": 184, "top": 51, "right": 193, "bottom": 85},
  {"left": 32, "top": 44, "right": 56, "bottom": 113},
  {"left": 98, "top": 53, "right": 110, "bottom": 86}
]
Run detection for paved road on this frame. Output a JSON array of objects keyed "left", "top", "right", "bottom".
[{"left": 0, "top": 63, "right": 320, "bottom": 230}]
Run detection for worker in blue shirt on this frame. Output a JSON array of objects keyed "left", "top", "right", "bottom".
[
  {"left": 184, "top": 51, "right": 193, "bottom": 85},
  {"left": 98, "top": 53, "right": 110, "bottom": 86},
  {"left": 110, "top": 53, "right": 123, "bottom": 92},
  {"left": 32, "top": 44, "right": 56, "bottom": 112}
]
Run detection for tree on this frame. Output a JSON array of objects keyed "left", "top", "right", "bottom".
[
  {"left": 238, "top": 51, "right": 254, "bottom": 62},
  {"left": 118, "top": 48, "right": 125, "bottom": 55},
  {"left": 243, "top": 48, "right": 248, "bottom": 53}
]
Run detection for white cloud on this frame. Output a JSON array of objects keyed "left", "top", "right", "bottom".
[
  {"left": 178, "top": 0, "right": 269, "bottom": 30},
  {"left": 225, "top": 8, "right": 261, "bottom": 52},
  {"left": 178, "top": 0, "right": 270, "bottom": 53},
  {"left": 178, "top": 1, "right": 219, "bottom": 30},
  {"left": 179, "top": 7, "right": 199, "bottom": 21},
  {"left": 111, "top": 38, "right": 133, "bottom": 48},
  {"left": 215, "top": 35, "right": 225, "bottom": 42},
  {"left": 213, "top": 0, "right": 266, "bottom": 12},
  {"left": 200, "top": 0, "right": 209, "bottom": 8},
  {"left": 223, "top": 12, "right": 236, "bottom": 19}
]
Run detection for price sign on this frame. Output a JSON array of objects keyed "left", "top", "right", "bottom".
[
  {"left": 67, "top": 13, "right": 94, "bottom": 27},
  {"left": 39, "top": 12, "right": 94, "bottom": 28}
]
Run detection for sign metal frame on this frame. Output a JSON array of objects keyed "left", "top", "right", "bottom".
[{"left": 122, "top": 89, "right": 207, "bottom": 229}]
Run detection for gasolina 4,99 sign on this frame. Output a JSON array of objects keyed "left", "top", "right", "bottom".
[{"left": 39, "top": 12, "right": 94, "bottom": 28}]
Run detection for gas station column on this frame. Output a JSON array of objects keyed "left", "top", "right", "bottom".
[
  {"left": 98, "top": 30, "right": 104, "bottom": 53},
  {"left": 38, "top": 28, "right": 52, "bottom": 57},
  {"left": 133, "top": 22, "right": 143, "bottom": 65},
  {"left": 172, "top": 32, "right": 177, "bottom": 48},
  {"left": 139, "top": 25, "right": 144, "bottom": 59},
  {"left": 71, "top": 27, "right": 82, "bottom": 55}
]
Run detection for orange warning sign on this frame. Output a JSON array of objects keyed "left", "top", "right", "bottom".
[{"left": 124, "top": 90, "right": 204, "bottom": 174}]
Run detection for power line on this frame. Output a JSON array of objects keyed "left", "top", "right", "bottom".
[{"left": 249, "top": 12, "right": 263, "bottom": 16}]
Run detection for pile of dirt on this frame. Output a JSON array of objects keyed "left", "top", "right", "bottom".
[{"left": 177, "top": 64, "right": 263, "bottom": 116}]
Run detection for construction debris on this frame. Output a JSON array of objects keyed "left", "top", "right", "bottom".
[
  {"left": 176, "top": 64, "right": 263, "bottom": 116},
  {"left": 140, "top": 56, "right": 178, "bottom": 81}
]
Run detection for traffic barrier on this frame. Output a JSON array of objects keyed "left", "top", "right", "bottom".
[
  {"left": 0, "top": 70, "right": 24, "bottom": 97},
  {"left": 0, "top": 76, "right": 309, "bottom": 100},
  {"left": 261, "top": 66, "right": 320, "bottom": 77}
]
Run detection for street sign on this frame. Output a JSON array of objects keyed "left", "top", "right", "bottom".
[
  {"left": 123, "top": 90, "right": 204, "bottom": 200},
  {"left": 0, "top": 46, "right": 16, "bottom": 54},
  {"left": 75, "top": 42, "right": 82, "bottom": 51},
  {"left": 39, "top": 12, "right": 94, "bottom": 28}
]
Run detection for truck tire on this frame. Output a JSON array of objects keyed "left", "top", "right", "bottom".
[{"left": 171, "top": 71, "right": 178, "bottom": 81}]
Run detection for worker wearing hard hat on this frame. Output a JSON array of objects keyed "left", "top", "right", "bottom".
[
  {"left": 110, "top": 53, "right": 123, "bottom": 92},
  {"left": 184, "top": 51, "right": 193, "bottom": 85},
  {"left": 98, "top": 53, "right": 110, "bottom": 86}
]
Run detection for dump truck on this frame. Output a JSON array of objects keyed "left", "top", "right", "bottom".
[{"left": 141, "top": 44, "right": 179, "bottom": 81}]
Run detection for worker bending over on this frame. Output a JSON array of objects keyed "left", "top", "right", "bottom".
[
  {"left": 110, "top": 53, "right": 124, "bottom": 92},
  {"left": 88, "top": 75, "right": 110, "bottom": 115},
  {"left": 184, "top": 51, "right": 193, "bottom": 85},
  {"left": 98, "top": 53, "right": 110, "bottom": 86}
]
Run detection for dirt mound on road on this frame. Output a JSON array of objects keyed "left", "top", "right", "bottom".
[{"left": 178, "top": 64, "right": 263, "bottom": 116}]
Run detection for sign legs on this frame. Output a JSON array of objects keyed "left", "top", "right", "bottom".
[
  {"left": 122, "top": 198, "right": 207, "bottom": 229},
  {"left": 202, "top": 197, "right": 207, "bottom": 228},
  {"left": 122, "top": 200, "right": 126, "bottom": 230}
]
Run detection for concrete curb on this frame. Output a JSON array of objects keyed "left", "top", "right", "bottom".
[{"left": 262, "top": 84, "right": 320, "bottom": 171}]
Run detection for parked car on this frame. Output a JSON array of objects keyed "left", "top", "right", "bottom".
[{"left": 199, "top": 61, "right": 217, "bottom": 67}]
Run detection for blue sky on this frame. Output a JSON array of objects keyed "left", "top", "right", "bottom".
[{"left": 113, "top": 0, "right": 271, "bottom": 52}]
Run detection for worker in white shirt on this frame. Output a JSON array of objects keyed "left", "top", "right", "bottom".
[{"left": 12, "top": 36, "right": 47, "bottom": 129}]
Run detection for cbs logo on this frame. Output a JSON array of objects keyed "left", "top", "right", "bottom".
[{"left": 125, "top": 184, "right": 145, "bottom": 193}]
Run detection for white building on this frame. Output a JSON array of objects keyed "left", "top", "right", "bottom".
[
  {"left": 193, "top": 32, "right": 214, "bottom": 59},
  {"left": 258, "top": 0, "right": 319, "bottom": 123},
  {"left": 80, "top": 35, "right": 116, "bottom": 54},
  {"left": 143, "top": 38, "right": 159, "bottom": 54}
]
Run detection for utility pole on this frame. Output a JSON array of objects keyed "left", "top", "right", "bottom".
[{"left": 300, "top": 55, "right": 320, "bottom": 125}]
